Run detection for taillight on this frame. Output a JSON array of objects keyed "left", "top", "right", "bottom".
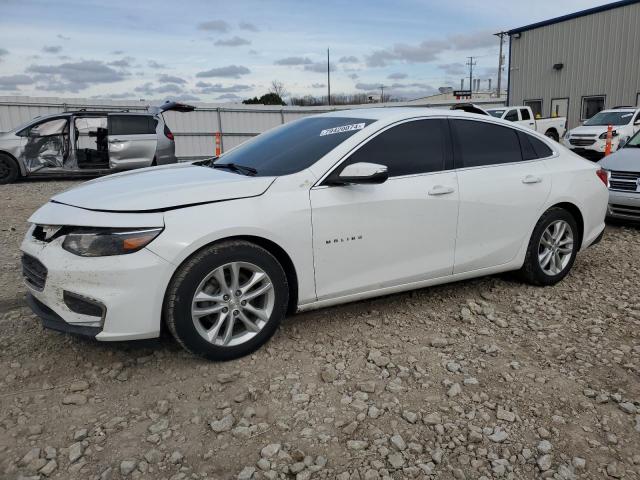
[
  {"left": 596, "top": 168, "right": 609, "bottom": 187},
  {"left": 164, "top": 124, "right": 174, "bottom": 141}
]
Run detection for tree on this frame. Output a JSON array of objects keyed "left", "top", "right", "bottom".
[
  {"left": 242, "top": 92, "right": 285, "bottom": 106},
  {"left": 269, "top": 80, "right": 288, "bottom": 99}
]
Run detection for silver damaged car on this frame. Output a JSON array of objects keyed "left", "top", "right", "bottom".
[
  {"left": 0, "top": 101, "right": 194, "bottom": 184},
  {"left": 599, "top": 130, "right": 640, "bottom": 221}
]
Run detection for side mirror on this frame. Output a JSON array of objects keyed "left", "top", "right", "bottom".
[
  {"left": 634, "top": 119, "right": 640, "bottom": 126},
  {"left": 330, "top": 162, "right": 389, "bottom": 185}
]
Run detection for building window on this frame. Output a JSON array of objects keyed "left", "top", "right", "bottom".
[
  {"left": 581, "top": 96, "right": 605, "bottom": 120},
  {"left": 524, "top": 100, "right": 543, "bottom": 118}
]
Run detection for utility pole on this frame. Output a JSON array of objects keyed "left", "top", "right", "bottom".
[
  {"left": 466, "top": 56, "right": 476, "bottom": 98},
  {"left": 327, "top": 48, "right": 331, "bottom": 106},
  {"left": 494, "top": 32, "right": 507, "bottom": 97},
  {"left": 380, "top": 85, "right": 385, "bottom": 103}
]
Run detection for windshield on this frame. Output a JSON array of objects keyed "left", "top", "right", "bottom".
[
  {"left": 212, "top": 116, "right": 376, "bottom": 176},
  {"left": 487, "top": 109, "right": 505, "bottom": 118},
  {"left": 625, "top": 129, "right": 640, "bottom": 148},
  {"left": 584, "top": 111, "right": 635, "bottom": 126}
]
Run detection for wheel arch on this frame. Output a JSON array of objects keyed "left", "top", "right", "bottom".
[
  {"left": 544, "top": 128, "right": 559, "bottom": 140},
  {"left": 0, "top": 150, "right": 25, "bottom": 177},
  {"left": 163, "top": 234, "right": 300, "bottom": 321},
  {"left": 548, "top": 201, "right": 584, "bottom": 248}
]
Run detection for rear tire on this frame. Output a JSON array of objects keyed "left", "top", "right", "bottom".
[
  {"left": 545, "top": 129, "right": 559, "bottom": 142},
  {"left": 519, "top": 207, "right": 578, "bottom": 286},
  {"left": 164, "top": 240, "right": 289, "bottom": 361},
  {"left": 0, "top": 153, "right": 19, "bottom": 184}
]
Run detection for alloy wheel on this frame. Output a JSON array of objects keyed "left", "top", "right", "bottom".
[
  {"left": 191, "top": 261, "right": 275, "bottom": 347},
  {"left": 538, "top": 220, "right": 574, "bottom": 276}
]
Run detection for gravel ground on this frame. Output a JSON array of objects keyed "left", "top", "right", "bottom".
[{"left": 1, "top": 180, "right": 639, "bottom": 480}]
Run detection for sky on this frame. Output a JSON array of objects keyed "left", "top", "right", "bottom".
[{"left": 0, "top": 0, "right": 616, "bottom": 104}]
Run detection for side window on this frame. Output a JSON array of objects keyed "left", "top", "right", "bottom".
[
  {"left": 109, "top": 115, "right": 156, "bottom": 135},
  {"left": 338, "top": 119, "right": 447, "bottom": 177},
  {"left": 29, "top": 118, "right": 68, "bottom": 137},
  {"left": 504, "top": 110, "right": 519, "bottom": 122},
  {"left": 517, "top": 131, "right": 553, "bottom": 160},
  {"left": 452, "top": 119, "right": 522, "bottom": 167},
  {"left": 520, "top": 108, "right": 531, "bottom": 121}
]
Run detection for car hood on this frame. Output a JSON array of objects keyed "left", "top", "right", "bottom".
[
  {"left": 568, "top": 126, "right": 609, "bottom": 136},
  {"left": 599, "top": 147, "right": 640, "bottom": 172},
  {"left": 51, "top": 163, "right": 276, "bottom": 212}
]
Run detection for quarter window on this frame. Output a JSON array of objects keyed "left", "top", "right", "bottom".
[
  {"left": 337, "top": 119, "right": 447, "bottom": 177},
  {"left": 517, "top": 131, "right": 553, "bottom": 160},
  {"left": 581, "top": 96, "right": 605, "bottom": 120},
  {"left": 451, "top": 119, "right": 522, "bottom": 167},
  {"left": 109, "top": 115, "right": 157, "bottom": 135}
]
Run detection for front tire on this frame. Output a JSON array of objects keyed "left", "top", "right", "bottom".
[
  {"left": 519, "top": 208, "right": 578, "bottom": 286},
  {"left": 164, "top": 240, "right": 289, "bottom": 361},
  {"left": 0, "top": 153, "right": 20, "bottom": 184}
]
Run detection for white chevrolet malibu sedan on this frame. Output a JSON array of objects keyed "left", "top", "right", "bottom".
[{"left": 21, "top": 108, "right": 609, "bottom": 360}]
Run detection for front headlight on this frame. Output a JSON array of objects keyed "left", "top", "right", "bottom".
[
  {"left": 62, "top": 227, "right": 163, "bottom": 257},
  {"left": 564, "top": 131, "right": 571, "bottom": 139},
  {"left": 599, "top": 130, "right": 619, "bottom": 139}
]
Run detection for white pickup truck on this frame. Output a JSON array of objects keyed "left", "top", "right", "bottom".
[{"left": 486, "top": 106, "right": 566, "bottom": 142}]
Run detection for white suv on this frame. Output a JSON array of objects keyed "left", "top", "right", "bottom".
[{"left": 563, "top": 107, "right": 640, "bottom": 160}]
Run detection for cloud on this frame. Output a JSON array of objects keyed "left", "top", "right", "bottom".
[
  {"left": 339, "top": 56, "right": 358, "bottom": 64},
  {"left": 239, "top": 22, "right": 259, "bottom": 32},
  {"left": 108, "top": 56, "right": 134, "bottom": 68},
  {"left": 135, "top": 82, "right": 185, "bottom": 95},
  {"left": 365, "top": 29, "right": 496, "bottom": 68},
  {"left": 147, "top": 60, "right": 165, "bottom": 69},
  {"left": 304, "top": 62, "right": 334, "bottom": 73},
  {"left": 0, "top": 48, "right": 8, "bottom": 61},
  {"left": 197, "top": 20, "right": 231, "bottom": 32},
  {"left": 111, "top": 50, "right": 124, "bottom": 55},
  {"left": 0, "top": 74, "right": 34, "bottom": 91},
  {"left": 274, "top": 56, "right": 312, "bottom": 66},
  {"left": 217, "top": 93, "right": 243, "bottom": 101},
  {"left": 42, "top": 45, "right": 62, "bottom": 54},
  {"left": 248, "top": 49, "right": 258, "bottom": 55},
  {"left": 195, "top": 81, "right": 252, "bottom": 93},
  {"left": 355, "top": 82, "right": 383, "bottom": 91},
  {"left": 348, "top": 73, "right": 359, "bottom": 80},
  {"left": 196, "top": 65, "right": 250, "bottom": 78},
  {"left": 388, "top": 72, "right": 408, "bottom": 80},
  {"left": 26, "top": 60, "right": 126, "bottom": 92},
  {"left": 311, "top": 83, "right": 326, "bottom": 88},
  {"left": 92, "top": 92, "right": 136, "bottom": 100},
  {"left": 57, "top": 34, "right": 71, "bottom": 41},
  {"left": 438, "top": 62, "right": 467, "bottom": 75},
  {"left": 158, "top": 73, "right": 187, "bottom": 84},
  {"left": 214, "top": 36, "right": 251, "bottom": 47}
]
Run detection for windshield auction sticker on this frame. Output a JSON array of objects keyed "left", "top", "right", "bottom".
[{"left": 320, "top": 123, "right": 366, "bottom": 136}]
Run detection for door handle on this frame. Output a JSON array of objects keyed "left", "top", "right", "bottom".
[
  {"left": 109, "top": 138, "right": 123, "bottom": 142},
  {"left": 522, "top": 175, "right": 542, "bottom": 184},
  {"left": 428, "top": 185, "right": 455, "bottom": 196}
]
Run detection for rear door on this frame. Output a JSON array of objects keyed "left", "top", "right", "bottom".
[
  {"left": 519, "top": 108, "right": 536, "bottom": 130},
  {"left": 450, "top": 119, "right": 552, "bottom": 274},
  {"left": 107, "top": 114, "right": 158, "bottom": 169}
]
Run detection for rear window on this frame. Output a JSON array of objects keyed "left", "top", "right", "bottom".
[
  {"left": 213, "top": 116, "right": 376, "bottom": 176},
  {"left": 109, "top": 115, "right": 157, "bottom": 135}
]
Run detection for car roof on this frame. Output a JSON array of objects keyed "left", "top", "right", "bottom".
[{"left": 317, "top": 106, "right": 490, "bottom": 122}]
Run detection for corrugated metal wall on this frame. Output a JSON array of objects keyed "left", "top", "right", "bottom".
[
  {"left": 0, "top": 96, "right": 505, "bottom": 159},
  {"left": 508, "top": 1, "right": 640, "bottom": 129}
]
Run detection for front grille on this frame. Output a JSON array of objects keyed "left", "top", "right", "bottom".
[
  {"left": 609, "top": 170, "right": 640, "bottom": 192},
  {"left": 610, "top": 203, "right": 640, "bottom": 218},
  {"left": 570, "top": 138, "right": 596, "bottom": 146},
  {"left": 571, "top": 134, "right": 597, "bottom": 138},
  {"left": 22, "top": 254, "right": 47, "bottom": 291}
]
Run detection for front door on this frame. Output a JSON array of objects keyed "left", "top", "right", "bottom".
[
  {"left": 23, "top": 117, "right": 69, "bottom": 172},
  {"left": 450, "top": 119, "right": 552, "bottom": 274},
  {"left": 310, "top": 118, "right": 459, "bottom": 300},
  {"left": 107, "top": 114, "right": 158, "bottom": 169}
]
